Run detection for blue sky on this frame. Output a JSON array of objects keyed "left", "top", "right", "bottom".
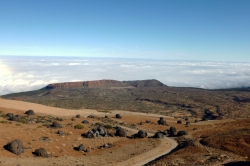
[{"left": 0, "top": 0, "right": 249, "bottom": 62}]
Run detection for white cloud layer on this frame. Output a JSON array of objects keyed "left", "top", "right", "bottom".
[{"left": 1, "top": 56, "right": 250, "bottom": 96}]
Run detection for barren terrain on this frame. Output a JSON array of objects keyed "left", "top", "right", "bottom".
[
  {"left": 3, "top": 80, "right": 250, "bottom": 120},
  {"left": 0, "top": 98, "right": 249, "bottom": 166},
  {"left": 0, "top": 80, "right": 250, "bottom": 166}
]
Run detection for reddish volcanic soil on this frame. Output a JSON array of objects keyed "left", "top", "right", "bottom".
[{"left": 0, "top": 98, "right": 249, "bottom": 166}]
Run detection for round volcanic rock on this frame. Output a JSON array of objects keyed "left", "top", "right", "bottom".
[
  {"left": 82, "top": 120, "right": 89, "bottom": 124},
  {"left": 6, "top": 113, "right": 14, "bottom": 118},
  {"left": 85, "top": 131, "right": 95, "bottom": 138},
  {"left": 25, "top": 110, "right": 35, "bottom": 116},
  {"left": 77, "top": 144, "right": 86, "bottom": 151},
  {"left": 50, "top": 121, "right": 62, "bottom": 128},
  {"left": 34, "top": 148, "right": 49, "bottom": 158},
  {"left": 158, "top": 117, "right": 167, "bottom": 125},
  {"left": 97, "top": 126, "right": 106, "bottom": 136},
  {"left": 177, "top": 131, "right": 188, "bottom": 136},
  {"left": 169, "top": 126, "right": 177, "bottom": 136},
  {"left": 9, "top": 116, "right": 20, "bottom": 122},
  {"left": 137, "top": 130, "right": 148, "bottom": 138},
  {"left": 153, "top": 132, "right": 164, "bottom": 138},
  {"left": 6, "top": 139, "right": 24, "bottom": 155},
  {"left": 115, "top": 114, "right": 122, "bottom": 119},
  {"left": 115, "top": 127, "right": 126, "bottom": 137},
  {"left": 177, "top": 120, "right": 182, "bottom": 124}
]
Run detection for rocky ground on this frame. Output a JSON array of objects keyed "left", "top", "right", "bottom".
[{"left": 0, "top": 98, "right": 249, "bottom": 166}]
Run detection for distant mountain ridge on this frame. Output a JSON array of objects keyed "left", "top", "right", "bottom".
[
  {"left": 2, "top": 78, "right": 250, "bottom": 119},
  {"left": 45, "top": 79, "right": 166, "bottom": 89}
]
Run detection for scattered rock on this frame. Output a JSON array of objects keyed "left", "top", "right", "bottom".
[
  {"left": 98, "top": 143, "right": 113, "bottom": 149},
  {"left": 50, "top": 122, "right": 62, "bottom": 128},
  {"left": 115, "top": 114, "right": 122, "bottom": 119},
  {"left": 9, "top": 116, "right": 20, "bottom": 121},
  {"left": 145, "top": 120, "right": 151, "bottom": 123},
  {"left": 153, "top": 132, "right": 164, "bottom": 138},
  {"left": 177, "top": 120, "right": 182, "bottom": 124},
  {"left": 34, "top": 148, "right": 49, "bottom": 158},
  {"left": 132, "top": 130, "right": 148, "bottom": 138},
  {"left": 158, "top": 117, "right": 167, "bottom": 125},
  {"left": 82, "top": 120, "right": 89, "bottom": 124},
  {"left": 76, "top": 114, "right": 81, "bottom": 118},
  {"left": 77, "top": 144, "right": 85, "bottom": 151},
  {"left": 177, "top": 131, "right": 188, "bottom": 136},
  {"left": 87, "top": 115, "right": 95, "bottom": 118},
  {"left": 97, "top": 126, "right": 106, "bottom": 136},
  {"left": 139, "top": 122, "right": 144, "bottom": 125},
  {"left": 39, "top": 136, "right": 51, "bottom": 142},
  {"left": 169, "top": 126, "right": 177, "bottom": 136},
  {"left": 163, "top": 129, "right": 169, "bottom": 135},
  {"left": 130, "top": 124, "right": 137, "bottom": 128},
  {"left": 25, "top": 110, "right": 35, "bottom": 116},
  {"left": 57, "top": 130, "right": 63, "bottom": 135},
  {"left": 6, "top": 113, "right": 14, "bottom": 118},
  {"left": 115, "top": 127, "right": 126, "bottom": 137},
  {"left": 83, "top": 131, "right": 95, "bottom": 138},
  {"left": 5, "top": 139, "right": 24, "bottom": 155}
]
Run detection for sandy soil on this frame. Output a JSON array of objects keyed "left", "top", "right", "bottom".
[{"left": 0, "top": 98, "right": 101, "bottom": 117}]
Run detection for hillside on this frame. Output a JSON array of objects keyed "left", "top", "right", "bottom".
[
  {"left": 45, "top": 79, "right": 165, "bottom": 89},
  {"left": 2, "top": 79, "right": 250, "bottom": 119}
]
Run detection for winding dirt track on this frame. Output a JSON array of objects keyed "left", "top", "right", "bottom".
[
  {"left": 0, "top": 98, "right": 178, "bottom": 166},
  {"left": 113, "top": 125, "right": 178, "bottom": 166}
]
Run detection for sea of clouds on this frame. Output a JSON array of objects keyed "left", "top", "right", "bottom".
[{"left": 1, "top": 56, "right": 250, "bottom": 96}]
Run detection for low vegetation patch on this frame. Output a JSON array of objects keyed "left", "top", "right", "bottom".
[{"left": 74, "top": 124, "right": 84, "bottom": 129}]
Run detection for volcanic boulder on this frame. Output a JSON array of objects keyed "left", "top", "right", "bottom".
[
  {"left": 6, "top": 139, "right": 24, "bottom": 155},
  {"left": 50, "top": 121, "right": 62, "bottom": 128},
  {"left": 158, "top": 117, "right": 167, "bottom": 125},
  {"left": 6, "top": 113, "right": 14, "bottom": 118},
  {"left": 132, "top": 130, "right": 148, "bottom": 138},
  {"left": 177, "top": 120, "right": 182, "bottom": 124},
  {"left": 82, "top": 120, "right": 89, "bottom": 124},
  {"left": 25, "top": 110, "right": 35, "bottom": 116},
  {"left": 153, "top": 132, "right": 164, "bottom": 138},
  {"left": 77, "top": 144, "right": 86, "bottom": 151},
  {"left": 9, "top": 116, "right": 20, "bottom": 122},
  {"left": 34, "top": 148, "right": 49, "bottom": 158},
  {"left": 84, "top": 131, "right": 95, "bottom": 138},
  {"left": 97, "top": 126, "right": 106, "bottom": 136},
  {"left": 115, "top": 114, "right": 122, "bottom": 119},
  {"left": 169, "top": 126, "right": 177, "bottom": 136},
  {"left": 177, "top": 131, "right": 188, "bottom": 136},
  {"left": 163, "top": 129, "right": 169, "bottom": 135},
  {"left": 115, "top": 127, "right": 127, "bottom": 137}
]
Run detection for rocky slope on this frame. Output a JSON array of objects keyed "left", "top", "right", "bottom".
[{"left": 45, "top": 79, "right": 166, "bottom": 89}]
